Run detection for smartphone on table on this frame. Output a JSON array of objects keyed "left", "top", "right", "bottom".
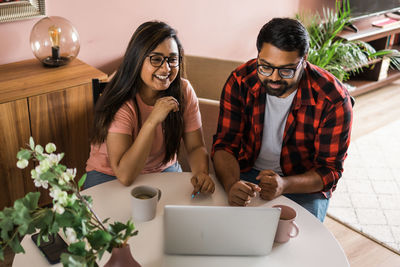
[{"left": 31, "top": 232, "right": 69, "bottom": 264}]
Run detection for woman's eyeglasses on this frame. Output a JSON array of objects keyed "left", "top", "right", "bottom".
[
  {"left": 147, "top": 55, "right": 180, "bottom": 68},
  {"left": 257, "top": 58, "right": 303, "bottom": 79}
]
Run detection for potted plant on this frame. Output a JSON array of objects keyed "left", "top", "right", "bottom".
[
  {"left": 297, "top": 0, "right": 400, "bottom": 82},
  {"left": 0, "top": 137, "right": 139, "bottom": 266}
]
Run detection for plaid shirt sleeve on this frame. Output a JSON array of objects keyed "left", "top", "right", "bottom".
[
  {"left": 313, "top": 93, "right": 353, "bottom": 192},
  {"left": 211, "top": 71, "right": 245, "bottom": 159}
]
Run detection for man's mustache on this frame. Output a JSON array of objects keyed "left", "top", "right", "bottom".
[{"left": 264, "top": 80, "right": 288, "bottom": 86}]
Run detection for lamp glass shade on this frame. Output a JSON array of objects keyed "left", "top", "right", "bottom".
[{"left": 30, "top": 16, "right": 80, "bottom": 67}]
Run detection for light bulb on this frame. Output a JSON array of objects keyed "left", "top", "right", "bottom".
[{"left": 48, "top": 25, "right": 60, "bottom": 47}]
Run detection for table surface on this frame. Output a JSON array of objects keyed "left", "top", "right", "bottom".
[{"left": 13, "top": 172, "right": 349, "bottom": 267}]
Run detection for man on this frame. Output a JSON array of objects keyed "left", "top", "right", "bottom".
[{"left": 211, "top": 18, "right": 353, "bottom": 222}]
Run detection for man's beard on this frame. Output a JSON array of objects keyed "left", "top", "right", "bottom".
[{"left": 261, "top": 79, "right": 292, "bottom": 97}]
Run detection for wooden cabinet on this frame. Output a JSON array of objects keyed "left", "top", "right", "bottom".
[
  {"left": 0, "top": 59, "right": 107, "bottom": 208},
  {"left": 338, "top": 14, "right": 400, "bottom": 96}
]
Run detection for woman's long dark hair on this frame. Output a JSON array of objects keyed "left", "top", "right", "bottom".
[{"left": 91, "top": 21, "right": 185, "bottom": 164}]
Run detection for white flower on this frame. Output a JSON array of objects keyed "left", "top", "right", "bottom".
[
  {"left": 68, "top": 193, "right": 78, "bottom": 205},
  {"left": 31, "top": 169, "right": 39, "bottom": 179},
  {"left": 16, "top": 159, "right": 29, "bottom": 169},
  {"left": 58, "top": 178, "right": 66, "bottom": 186},
  {"left": 45, "top": 143, "right": 56, "bottom": 153},
  {"left": 60, "top": 168, "right": 76, "bottom": 184},
  {"left": 35, "top": 145, "right": 44, "bottom": 154},
  {"left": 50, "top": 187, "right": 68, "bottom": 205},
  {"left": 37, "top": 158, "right": 51, "bottom": 173},
  {"left": 47, "top": 153, "right": 62, "bottom": 166},
  {"left": 34, "top": 179, "right": 49, "bottom": 189},
  {"left": 53, "top": 202, "right": 65, "bottom": 214},
  {"left": 65, "top": 227, "right": 78, "bottom": 244}
]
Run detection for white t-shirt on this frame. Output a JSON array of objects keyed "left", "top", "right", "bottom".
[{"left": 254, "top": 90, "right": 297, "bottom": 175}]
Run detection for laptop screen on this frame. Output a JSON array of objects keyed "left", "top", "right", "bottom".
[{"left": 163, "top": 205, "right": 280, "bottom": 256}]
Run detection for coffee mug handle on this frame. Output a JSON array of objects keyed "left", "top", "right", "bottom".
[
  {"left": 157, "top": 189, "right": 162, "bottom": 201},
  {"left": 289, "top": 221, "right": 299, "bottom": 238}
]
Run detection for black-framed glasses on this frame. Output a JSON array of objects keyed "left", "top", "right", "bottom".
[
  {"left": 147, "top": 54, "right": 180, "bottom": 68},
  {"left": 257, "top": 58, "right": 303, "bottom": 79}
]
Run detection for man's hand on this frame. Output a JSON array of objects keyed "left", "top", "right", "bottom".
[
  {"left": 228, "top": 181, "right": 260, "bottom": 206},
  {"left": 256, "top": 170, "right": 287, "bottom": 200}
]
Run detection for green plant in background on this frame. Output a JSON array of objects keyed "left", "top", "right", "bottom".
[
  {"left": 0, "top": 137, "right": 138, "bottom": 267},
  {"left": 297, "top": 0, "right": 400, "bottom": 82}
]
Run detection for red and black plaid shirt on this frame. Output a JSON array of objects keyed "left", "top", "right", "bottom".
[{"left": 211, "top": 59, "right": 353, "bottom": 195}]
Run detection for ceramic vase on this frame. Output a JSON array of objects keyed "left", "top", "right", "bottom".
[{"left": 103, "top": 245, "right": 141, "bottom": 267}]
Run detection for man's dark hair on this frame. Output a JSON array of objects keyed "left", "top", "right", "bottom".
[{"left": 256, "top": 18, "right": 309, "bottom": 57}]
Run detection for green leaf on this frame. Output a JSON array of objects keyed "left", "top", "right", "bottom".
[
  {"left": 33, "top": 232, "right": 43, "bottom": 247},
  {"left": 40, "top": 171, "right": 57, "bottom": 181},
  {"left": 22, "top": 192, "right": 40, "bottom": 211},
  {"left": 36, "top": 154, "right": 46, "bottom": 161},
  {"left": 42, "top": 234, "right": 50, "bottom": 242},
  {"left": 12, "top": 200, "right": 31, "bottom": 227},
  {"left": 29, "top": 137, "right": 35, "bottom": 150},
  {"left": 16, "top": 149, "right": 32, "bottom": 161},
  {"left": 97, "top": 247, "right": 107, "bottom": 261},
  {"left": 81, "top": 220, "right": 88, "bottom": 236},
  {"left": 0, "top": 247, "right": 4, "bottom": 261},
  {"left": 78, "top": 174, "right": 87, "bottom": 190},
  {"left": 87, "top": 230, "right": 112, "bottom": 250},
  {"left": 54, "top": 164, "right": 67, "bottom": 174},
  {"left": 0, "top": 209, "right": 14, "bottom": 240},
  {"left": 9, "top": 235, "right": 25, "bottom": 254},
  {"left": 109, "top": 221, "right": 127, "bottom": 235},
  {"left": 68, "top": 241, "right": 87, "bottom": 257},
  {"left": 50, "top": 221, "right": 60, "bottom": 233},
  {"left": 55, "top": 210, "right": 76, "bottom": 228},
  {"left": 33, "top": 208, "right": 53, "bottom": 231},
  {"left": 60, "top": 253, "right": 87, "bottom": 267}
]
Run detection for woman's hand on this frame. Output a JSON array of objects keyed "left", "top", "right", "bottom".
[
  {"left": 190, "top": 172, "right": 215, "bottom": 197},
  {"left": 147, "top": 96, "right": 179, "bottom": 125}
]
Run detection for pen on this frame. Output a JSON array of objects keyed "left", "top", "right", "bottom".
[{"left": 191, "top": 191, "right": 200, "bottom": 199}]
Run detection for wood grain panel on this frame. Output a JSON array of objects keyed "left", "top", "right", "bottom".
[
  {"left": 29, "top": 84, "right": 94, "bottom": 205},
  {"left": 0, "top": 99, "right": 36, "bottom": 210},
  {"left": 0, "top": 58, "right": 107, "bottom": 104}
]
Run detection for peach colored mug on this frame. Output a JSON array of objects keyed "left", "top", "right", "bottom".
[{"left": 273, "top": 204, "right": 299, "bottom": 243}]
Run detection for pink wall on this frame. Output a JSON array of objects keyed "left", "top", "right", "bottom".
[{"left": 0, "top": 0, "right": 330, "bottom": 74}]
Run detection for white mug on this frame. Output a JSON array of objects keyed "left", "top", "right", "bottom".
[{"left": 131, "top": 185, "right": 161, "bottom": 222}]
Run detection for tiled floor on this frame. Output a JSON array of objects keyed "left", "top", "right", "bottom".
[{"left": 328, "top": 120, "right": 400, "bottom": 253}]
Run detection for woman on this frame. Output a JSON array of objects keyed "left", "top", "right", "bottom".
[{"left": 85, "top": 21, "right": 215, "bottom": 197}]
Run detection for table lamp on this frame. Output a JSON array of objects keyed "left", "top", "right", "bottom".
[{"left": 30, "top": 16, "right": 80, "bottom": 67}]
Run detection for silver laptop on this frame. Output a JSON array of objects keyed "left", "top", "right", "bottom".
[{"left": 163, "top": 205, "right": 280, "bottom": 256}]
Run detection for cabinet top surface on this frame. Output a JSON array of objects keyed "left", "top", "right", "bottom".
[
  {"left": 0, "top": 58, "right": 107, "bottom": 103},
  {"left": 338, "top": 14, "right": 400, "bottom": 41}
]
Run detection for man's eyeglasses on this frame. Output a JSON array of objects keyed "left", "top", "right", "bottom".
[
  {"left": 257, "top": 58, "right": 303, "bottom": 79},
  {"left": 147, "top": 54, "right": 180, "bottom": 68}
]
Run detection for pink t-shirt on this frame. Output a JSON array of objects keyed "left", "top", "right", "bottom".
[{"left": 86, "top": 79, "right": 202, "bottom": 175}]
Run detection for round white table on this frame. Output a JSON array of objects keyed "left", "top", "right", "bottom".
[{"left": 13, "top": 172, "right": 349, "bottom": 267}]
